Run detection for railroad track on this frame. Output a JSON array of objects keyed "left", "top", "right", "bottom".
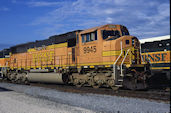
[
  {"left": 0, "top": 79, "right": 169, "bottom": 102},
  {"left": 30, "top": 83, "right": 170, "bottom": 102}
]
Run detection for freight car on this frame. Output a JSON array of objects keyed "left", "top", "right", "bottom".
[
  {"left": 140, "top": 35, "right": 170, "bottom": 88},
  {"left": 0, "top": 24, "right": 151, "bottom": 90}
]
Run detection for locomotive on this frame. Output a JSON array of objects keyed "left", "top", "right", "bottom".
[
  {"left": 0, "top": 24, "right": 151, "bottom": 90},
  {"left": 140, "top": 35, "right": 170, "bottom": 88}
]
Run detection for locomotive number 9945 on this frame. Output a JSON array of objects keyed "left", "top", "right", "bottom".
[{"left": 83, "top": 46, "right": 96, "bottom": 54}]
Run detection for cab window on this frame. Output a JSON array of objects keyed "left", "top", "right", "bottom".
[
  {"left": 121, "top": 26, "right": 130, "bottom": 36},
  {"left": 132, "top": 38, "right": 135, "bottom": 46},
  {"left": 132, "top": 37, "right": 137, "bottom": 46},
  {"left": 102, "top": 30, "right": 120, "bottom": 40},
  {"left": 126, "top": 40, "right": 129, "bottom": 44},
  {"left": 121, "top": 29, "right": 129, "bottom": 36}
]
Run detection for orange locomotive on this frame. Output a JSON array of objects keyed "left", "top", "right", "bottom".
[
  {"left": 0, "top": 49, "right": 10, "bottom": 77},
  {"left": 1, "top": 24, "right": 150, "bottom": 90}
]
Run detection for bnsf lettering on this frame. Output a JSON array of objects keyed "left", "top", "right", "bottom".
[
  {"left": 32, "top": 51, "right": 54, "bottom": 62},
  {"left": 83, "top": 46, "right": 96, "bottom": 54},
  {"left": 142, "top": 53, "right": 167, "bottom": 62}
]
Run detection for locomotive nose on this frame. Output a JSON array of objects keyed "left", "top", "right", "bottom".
[
  {"left": 131, "top": 37, "right": 141, "bottom": 64},
  {"left": 132, "top": 37, "right": 140, "bottom": 48}
]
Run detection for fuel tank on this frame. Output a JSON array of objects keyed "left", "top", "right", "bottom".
[{"left": 27, "top": 72, "right": 64, "bottom": 84}]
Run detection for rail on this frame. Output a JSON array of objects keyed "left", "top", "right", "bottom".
[{"left": 140, "top": 44, "right": 144, "bottom": 62}]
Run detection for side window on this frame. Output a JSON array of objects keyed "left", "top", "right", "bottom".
[
  {"left": 90, "top": 33, "right": 95, "bottom": 41},
  {"left": 86, "top": 34, "right": 90, "bottom": 42},
  {"left": 126, "top": 40, "right": 129, "bottom": 44},
  {"left": 82, "top": 35, "right": 85, "bottom": 43},
  {"left": 81, "top": 31, "right": 97, "bottom": 43}
]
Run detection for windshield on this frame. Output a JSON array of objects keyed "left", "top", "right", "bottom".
[
  {"left": 102, "top": 30, "right": 121, "bottom": 40},
  {"left": 121, "top": 26, "right": 129, "bottom": 36}
]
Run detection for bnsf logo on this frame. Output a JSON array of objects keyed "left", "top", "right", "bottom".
[
  {"left": 83, "top": 46, "right": 96, "bottom": 54},
  {"left": 142, "top": 53, "right": 167, "bottom": 62}
]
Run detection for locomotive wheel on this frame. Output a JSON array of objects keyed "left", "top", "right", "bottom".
[
  {"left": 92, "top": 84, "right": 100, "bottom": 89},
  {"left": 24, "top": 78, "right": 30, "bottom": 85},
  {"left": 92, "top": 81, "right": 101, "bottom": 89},
  {"left": 76, "top": 84, "right": 83, "bottom": 88},
  {"left": 20, "top": 73, "right": 27, "bottom": 84},
  {"left": 11, "top": 80, "right": 16, "bottom": 83},
  {"left": 15, "top": 79, "right": 22, "bottom": 84},
  {"left": 111, "top": 86, "right": 119, "bottom": 91}
]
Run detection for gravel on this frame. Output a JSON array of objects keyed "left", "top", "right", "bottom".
[
  {"left": 0, "top": 91, "right": 94, "bottom": 113},
  {"left": 0, "top": 82, "right": 170, "bottom": 113}
]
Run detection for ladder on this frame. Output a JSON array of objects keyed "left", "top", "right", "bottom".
[{"left": 113, "top": 41, "right": 130, "bottom": 87}]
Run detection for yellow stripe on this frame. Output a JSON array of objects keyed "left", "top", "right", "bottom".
[
  {"left": 90, "top": 66, "right": 95, "bottom": 68},
  {"left": 0, "top": 58, "right": 9, "bottom": 60},
  {"left": 62, "top": 67, "right": 66, "bottom": 69},
  {"left": 0, "top": 66, "right": 9, "bottom": 67},
  {"left": 51, "top": 67, "right": 54, "bottom": 69},
  {"left": 142, "top": 61, "right": 170, "bottom": 64},
  {"left": 46, "top": 45, "right": 55, "bottom": 49},
  {"left": 78, "top": 61, "right": 130, "bottom": 66},
  {"left": 142, "top": 50, "right": 170, "bottom": 54},
  {"left": 28, "top": 42, "right": 67, "bottom": 52},
  {"left": 151, "top": 67, "right": 170, "bottom": 70},
  {"left": 102, "top": 47, "right": 134, "bottom": 57},
  {"left": 10, "top": 61, "right": 132, "bottom": 70},
  {"left": 28, "top": 48, "right": 36, "bottom": 52},
  {"left": 105, "top": 65, "right": 111, "bottom": 67},
  {"left": 103, "top": 51, "right": 121, "bottom": 56},
  {"left": 54, "top": 43, "right": 67, "bottom": 48}
]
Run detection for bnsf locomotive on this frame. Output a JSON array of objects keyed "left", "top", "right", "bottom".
[
  {"left": 0, "top": 24, "right": 151, "bottom": 90},
  {"left": 140, "top": 35, "right": 170, "bottom": 88}
]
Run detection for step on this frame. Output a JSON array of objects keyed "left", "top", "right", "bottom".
[
  {"left": 118, "top": 79, "right": 123, "bottom": 82},
  {"left": 115, "top": 85, "right": 122, "bottom": 87}
]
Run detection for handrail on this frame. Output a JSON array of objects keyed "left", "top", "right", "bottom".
[
  {"left": 120, "top": 49, "right": 130, "bottom": 76},
  {"left": 140, "top": 44, "right": 144, "bottom": 62},
  {"left": 113, "top": 41, "right": 122, "bottom": 80}
]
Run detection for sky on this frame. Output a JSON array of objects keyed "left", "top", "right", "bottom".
[{"left": 0, "top": 0, "right": 170, "bottom": 50}]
